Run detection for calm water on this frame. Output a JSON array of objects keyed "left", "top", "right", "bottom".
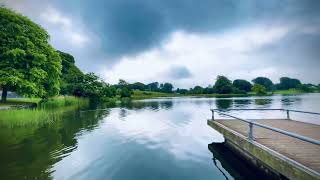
[{"left": 1, "top": 94, "right": 320, "bottom": 180}]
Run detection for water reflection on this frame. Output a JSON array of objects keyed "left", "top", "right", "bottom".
[
  {"left": 208, "top": 143, "right": 277, "bottom": 180},
  {"left": 233, "top": 99, "right": 251, "bottom": 108},
  {"left": 0, "top": 108, "right": 109, "bottom": 180},
  {"left": 281, "top": 96, "right": 302, "bottom": 106},
  {"left": 254, "top": 99, "right": 272, "bottom": 107},
  {"left": 1, "top": 94, "right": 320, "bottom": 180},
  {"left": 118, "top": 100, "right": 174, "bottom": 111},
  {"left": 215, "top": 99, "right": 233, "bottom": 109}
]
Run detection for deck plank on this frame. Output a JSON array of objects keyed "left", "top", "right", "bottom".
[{"left": 215, "top": 119, "right": 320, "bottom": 172}]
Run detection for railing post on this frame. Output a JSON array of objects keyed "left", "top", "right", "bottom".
[
  {"left": 211, "top": 110, "right": 215, "bottom": 120},
  {"left": 286, "top": 110, "right": 290, "bottom": 119},
  {"left": 248, "top": 121, "right": 254, "bottom": 141}
]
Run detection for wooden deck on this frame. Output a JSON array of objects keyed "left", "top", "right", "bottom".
[
  {"left": 208, "top": 119, "right": 320, "bottom": 179},
  {"left": 216, "top": 119, "right": 320, "bottom": 172}
]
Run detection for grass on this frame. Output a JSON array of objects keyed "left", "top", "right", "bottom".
[
  {"left": 0, "top": 98, "right": 41, "bottom": 107},
  {"left": 132, "top": 90, "right": 182, "bottom": 100},
  {"left": 39, "top": 96, "right": 89, "bottom": 109},
  {"left": 132, "top": 90, "right": 251, "bottom": 100},
  {"left": 0, "top": 109, "right": 58, "bottom": 127},
  {"left": 273, "top": 89, "right": 303, "bottom": 95},
  {"left": 0, "top": 96, "right": 89, "bottom": 127}
]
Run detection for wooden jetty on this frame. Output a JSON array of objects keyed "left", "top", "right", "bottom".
[{"left": 208, "top": 109, "right": 320, "bottom": 180}]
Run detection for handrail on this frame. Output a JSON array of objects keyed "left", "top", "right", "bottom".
[
  {"left": 210, "top": 109, "right": 320, "bottom": 146},
  {"left": 211, "top": 108, "right": 320, "bottom": 115},
  {"left": 211, "top": 108, "right": 320, "bottom": 120}
]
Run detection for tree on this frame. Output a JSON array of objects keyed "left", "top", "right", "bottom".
[
  {"left": 176, "top": 88, "right": 188, "bottom": 94},
  {"left": 252, "top": 84, "right": 267, "bottom": 95},
  {"left": 190, "top": 86, "right": 204, "bottom": 94},
  {"left": 252, "top": 77, "right": 273, "bottom": 91},
  {"left": 58, "top": 51, "right": 84, "bottom": 95},
  {"left": 160, "top": 83, "right": 173, "bottom": 93},
  {"left": 233, "top": 79, "right": 252, "bottom": 92},
  {"left": 277, "top": 77, "right": 301, "bottom": 90},
  {"left": 130, "top": 82, "right": 146, "bottom": 91},
  {"left": 214, "top": 76, "right": 234, "bottom": 94},
  {"left": 298, "top": 84, "right": 313, "bottom": 93},
  {"left": 147, "top": 82, "right": 159, "bottom": 91},
  {"left": 0, "top": 7, "right": 62, "bottom": 102},
  {"left": 117, "top": 79, "right": 132, "bottom": 98}
]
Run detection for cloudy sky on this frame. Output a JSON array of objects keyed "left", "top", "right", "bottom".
[{"left": 2, "top": 0, "right": 320, "bottom": 88}]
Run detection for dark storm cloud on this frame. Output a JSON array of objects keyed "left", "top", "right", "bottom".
[
  {"left": 3, "top": 0, "right": 320, "bottom": 84},
  {"left": 165, "top": 66, "right": 192, "bottom": 80},
  {"left": 47, "top": 0, "right": 320, "bottom": 57}
]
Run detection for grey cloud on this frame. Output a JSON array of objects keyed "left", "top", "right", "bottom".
[
  {"left": 164, "top": 66, "right": 192, "bottom": 80},
  {"left": 16, "top": 0, "right": 319, "bottom": 58},
  {"left": 3, "top": 0, "right": 320, "bottom": 84}
]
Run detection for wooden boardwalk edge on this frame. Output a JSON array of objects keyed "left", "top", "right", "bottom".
[{"left": 207, "top": 119, "right": 320, "bottom": 180}]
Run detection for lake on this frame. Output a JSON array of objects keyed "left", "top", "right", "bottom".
[{"left": 1, "top": 94, "right": 320, "bottom": 179}]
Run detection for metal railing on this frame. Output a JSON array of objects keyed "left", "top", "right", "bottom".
[{"left": 210, "top": 108, "right": 320, "bottom": 145}]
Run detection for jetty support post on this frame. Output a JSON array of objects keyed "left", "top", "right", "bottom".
[
  {"left": 211, "top": 109, "right": 215, "bottom": 120},
  {"left": 248, "top": 121, "right": 254, "bottom": 141}
]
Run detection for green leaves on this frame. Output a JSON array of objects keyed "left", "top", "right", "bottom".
[{"left": 0, "top": 7, "right": 61, "bottom": 100}]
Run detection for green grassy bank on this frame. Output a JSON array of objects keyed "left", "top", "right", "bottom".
[
  {"left": 132, "top": 89, "right": 313, "bottom": 100},
  {"left": 132, "top": 90, "right": 251, "bottom": 100},
  {"left": 0, "top": 96, "right": 89, "bottom": 127},
  {"left": 272, "top": 89, "right": 303, "bottom": 95}
]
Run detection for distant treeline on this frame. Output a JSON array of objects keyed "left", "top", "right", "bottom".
[{"left": 121, "top": 76, "right": 320, "bottom": 96}]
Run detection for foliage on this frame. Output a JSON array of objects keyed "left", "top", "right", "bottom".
[
  {"left": 57, "top": 51, "right": 116, "bottom": 101},
  {"left": 233, "top": 79, "right": 252, "bottom": 92},
  {"left": 252, "top": 84, "right": 267, "bottom": 95},
  {"left": 117, "top": 79, "right": 133, "bottom": 98},
  {"left": 130, "top": 82, "right": 146, "bottom": 91},
  {"left": 252, "top": 77, "right": 273, "bottom": 91},
  {"left": 39, "top": 96, "right": 89, "bottom": 109},
  {"left": 160, "top": 83, "right": 174, "bottom": 93},
  {"left": 297, "top": 84, "right": 313, "bottom": 93},
  {"left": 214, "top": 76, "right": 234, "bottom": 94},
  {"left": 176, "top": 88, "right": 188, "bottom": 94},
  {"left": 189, "top": 86, "right": 204, "bottom": 94},
  {"left": 0, "top": 7, "right": 62, "bottom": 101},
  {"left": 275, "top": 77, "right": 301, "bottom": 90},
  {"left": 147, "top": 82, "right": 159, "bottom": 91},
  {"left": 118, "top": 87, "right": 132, "bottom": 97},
  {"left": 58, "top": 51, "right": 84, "bottom": 95}
]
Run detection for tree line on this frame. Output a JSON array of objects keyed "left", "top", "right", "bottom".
[{"left": 122, "top": 76, "right": 320, "bottom": 96}]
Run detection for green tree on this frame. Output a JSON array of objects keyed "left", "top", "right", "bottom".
[
  {"left": 117, "top": 79, "right": 132, "bottom": 98},
  {"left": 190, "top": 86, "right": 204, "bottom": 94},
  {"left": 252, "top": 84, "right": 267, "bottom": 95},
  {"left": 147, "top": 82, "right": 159, "bottom": 91},
  {"left": 252, "top": 77, "right": 273, "bottom": 91},
  {"left": 160, "top": 83, "right": 173, "bottom": 93},
  {"left": 130, "top": 82, "right": 146, "bottom": 91},
  {"left": 214, "top": 76, "right": 233, "bottom": 94},
  {"left": 176, "top": 88, "right": 188, "bottom": 94},
  {"left": 58, "top": 51, "right": 84, "bottom": 95},
  {"left": 297, "top": 84, "right": 313, "bottom": 93},
  {"left": 233, "top": 79, "right": 252, "bottom": 92},
  {"left": 0, "top": 7, "right": 61, "bottom": 102},
  {"left": 277, "top": 77, "right": 301, "bottom": 90}
]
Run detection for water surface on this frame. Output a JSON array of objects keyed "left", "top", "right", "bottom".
[{"left": 1, "top": 94, "right": 320, "bottom": 179}]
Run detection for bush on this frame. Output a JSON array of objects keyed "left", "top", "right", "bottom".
[{"left": 252, "top": 84, "right": 267, "bottom": 95}]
